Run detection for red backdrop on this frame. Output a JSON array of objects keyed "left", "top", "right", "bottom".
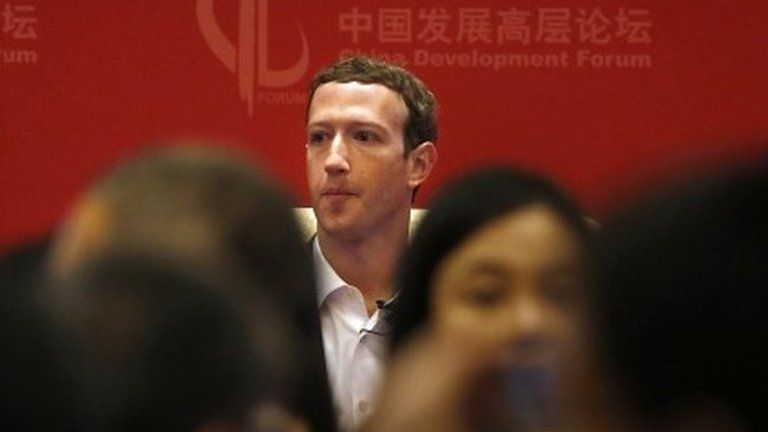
[{"left": 2, "top": 0, "right": 768, "bottom": 250}]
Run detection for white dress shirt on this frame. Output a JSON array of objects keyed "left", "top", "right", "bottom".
[{"left": 313, "top": 238, "right": 390, "bottom": 432}]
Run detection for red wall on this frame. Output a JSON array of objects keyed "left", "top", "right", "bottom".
[{"left": 2, "top": 0, "right": 768, "bottom": 250}]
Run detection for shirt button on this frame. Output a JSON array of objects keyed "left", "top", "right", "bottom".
[{"left": 358, "top": 400, "right": 370, "bottom": 413}]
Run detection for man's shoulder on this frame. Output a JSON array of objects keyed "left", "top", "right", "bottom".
[{"left": 294, "top": 208, "right": 318, "bottom": 241}]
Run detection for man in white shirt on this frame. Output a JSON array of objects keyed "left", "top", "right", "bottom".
[{"left": 305, "top": 56, "right": 438, "bottom": 431}]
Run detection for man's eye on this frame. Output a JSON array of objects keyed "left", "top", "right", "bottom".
[
  {"left": 308, "top": 131, "right": 327, "bottom": 145},
  {"left": 353, "top": 130, "right": 378, "bottom": 143}
]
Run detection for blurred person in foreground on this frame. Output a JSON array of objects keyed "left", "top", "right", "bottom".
[
  {"left": 592, "top": 160, "right": 768, "bottom": 432},
  {"left": 0, "top": 236, "right": 50, "bottom": 296},
  {"left": 305, "top": 56, "right": 438, "bottom": 430},
  {"left": 0, "top": 238, "right": 77, "bottom": 431},
  {"left": 367, "top": 167, "right": 603, "bottom": 432},
  {"left": 48, "top": 144, "right": 335, "bottom": 431},
  {"left": 45, "top": 251, "right": 306, "bottom": 432}
]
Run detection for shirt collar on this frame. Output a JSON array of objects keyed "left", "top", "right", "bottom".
[{"left": 313, "top": 236, "right": 349, "bottom": 308}]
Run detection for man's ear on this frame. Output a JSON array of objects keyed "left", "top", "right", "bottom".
[{"left": 407, "top": 142, "right": 437, "bottom": 189}]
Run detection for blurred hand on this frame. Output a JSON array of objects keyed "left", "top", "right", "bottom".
[{"left": 361, "top": 326, "right": 504, "bottom": 432}]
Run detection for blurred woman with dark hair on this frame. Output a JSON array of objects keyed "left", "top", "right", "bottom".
[
  {"left": 369, "top": 167, "right": 598, "bottom": 432},
  {"left": 390, "top": 167, "right": 592, "bottom": 353}
]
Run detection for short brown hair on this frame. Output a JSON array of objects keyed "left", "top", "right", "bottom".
[{"left": 307, "top": 56, "right": 438, "bottom": 153}]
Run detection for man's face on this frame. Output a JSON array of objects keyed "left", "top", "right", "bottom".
[{"left": 306, "top": 81, "right": 418, "bottom": 239}]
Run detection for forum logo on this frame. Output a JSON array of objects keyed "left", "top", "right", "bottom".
[{"left": 197, "top": 0, "right": 309, "bottom": 115}]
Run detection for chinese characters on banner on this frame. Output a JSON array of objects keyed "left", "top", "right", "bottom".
[
  {"left": 338, "top": 7, "right": 653, "bottom": 70},
  {"left": 1, "top": 2, "right": 38, "bottom": 64}
]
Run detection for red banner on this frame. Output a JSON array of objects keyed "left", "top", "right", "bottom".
[{"left": 2, "top": 0, "right": 768, "bottom": 249}]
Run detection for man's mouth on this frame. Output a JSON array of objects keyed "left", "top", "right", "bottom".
[{"left": 321, "top": 188, "right": 356, "bottom": 196}]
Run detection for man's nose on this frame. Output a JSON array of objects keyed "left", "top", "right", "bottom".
[{"left": 324, "top": 134, "right": 350, "bottom": 174}]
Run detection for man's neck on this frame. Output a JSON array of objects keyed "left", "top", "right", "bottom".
[{"left": 317, "top": 211, "right": 409, "bottom": 315}]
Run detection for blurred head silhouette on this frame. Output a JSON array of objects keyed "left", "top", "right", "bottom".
[
  {"left": 49, "top": 143, "right": 334, "bottom": 431},
  {"left": 50, "top": 145, "right": 312, "bottom": 305},
  {"left": 594, "top": 160, "right": 768, "bottom": 432}
]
